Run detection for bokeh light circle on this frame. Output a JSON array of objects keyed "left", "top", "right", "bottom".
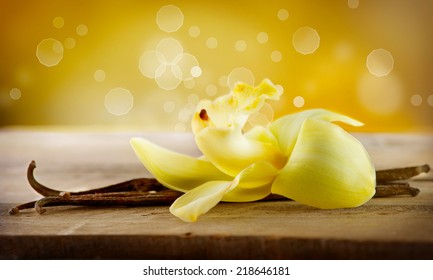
[
  {"left": 235, "top": 40, "right": 247, "bottom": 52},
  {"left": 94, "top": 69, "right": 106, "bottom": 82},
  {"left": 36, "top": 38, "right": 64, "bottom": 67},
  {"left": 64, "top": 37, "right": 76, "bottom": 49},
  {"left": 257, "top": 32, "right": 269, "bottom": 44},
  {"left": 206, "top": 37, "right": 218, "bottom": 49},
  {"left": 410, "top": 94, "right": 422, "bottom": 106},
  {"left": 76, "top": 24, "right": 88, "bottom": 36},
  {"left": 366, "top": 48, "right": 394, "bottom": 77},
  {"left": 348, "top": 0, "right": 360, "bottom": 9},
  {"left": 276, "top": 85, "right": 284, "bottom": 95},
  {"left": 156, "top": 5, "right": 184, "bottom": 33},
  {"left": 10, "top": 88, "right": 22, "bottom": 100},
  {"left": 271, "top": 50, "right": 282, "bottom": 62},
  {"left": 105, "top": 87, "right": 133, "bottom": 116},
  {"left": 190, "top": 66, "right": 202, "bottom": 78},
  {"left": 357, "top": 74, "right": 403, "bottom": 115},
  {"left": 227, "top": 67, "right": 255, "bottom": 90},
  {"left": 277, "top": 9, "right": 289, "bottom": 21},
  {"left": 292, "top": 27, "right": 320, "bottom": 55},
  {"left": 188, "top": 26, "right": 200, "bottom": 37},
  {"left": 293, "top": 96, "right": 305, "bottom": 108},
  {"left": 53, "top": 17, "right": 64, "bottom": 29},
  {"left": 427, "top": 95, "right": 433, "bottom": 106},
  {"left": 206, "top": 85, "right": 218, "bottom": 96}
]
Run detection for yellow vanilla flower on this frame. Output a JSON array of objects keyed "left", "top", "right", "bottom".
[{"left": 131, "top": 79, "right": 376, "bottom": 222}]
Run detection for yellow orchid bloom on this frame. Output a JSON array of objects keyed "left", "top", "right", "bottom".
[{"left": 131, "top": 79, "right": 376, "bottom": 222}]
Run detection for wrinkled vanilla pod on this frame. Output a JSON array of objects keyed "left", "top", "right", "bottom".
[
  {"left": 8, "top": 161, "right": 431, "bottom": 215},
  {"left": 376, "top": 164, "right": 431, "bottom": 183}
]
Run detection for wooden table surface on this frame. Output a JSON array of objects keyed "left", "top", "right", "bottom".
[{"left": 0, "top": 128, "right": 432, "bottom": 259}]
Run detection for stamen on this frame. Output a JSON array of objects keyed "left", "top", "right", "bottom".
[{"left": 199, "top": 109, "right": 209, "bottom": 121}]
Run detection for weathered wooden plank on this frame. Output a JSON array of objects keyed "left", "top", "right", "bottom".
[{"left": 0, "top": 129, "right": 432, "bottom": 259}]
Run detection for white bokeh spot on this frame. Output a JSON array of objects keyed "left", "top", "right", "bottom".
[
  {"left": 156, "top": 5, "right": 184, "bottom": 33},
  {"left": 76, "top": 24, "right": 88, "bottom": 36},
  {"left": 64, "top": 38, "right": 76, "bottom": 49},
  {"left": 257, "top": 32, "right": 269, "bottom": 44},
  {"left": 94, "top": 69, "right": 106, "bottom": 82},
  {"left": 410, "top": 94, "right": 422, "bottom": 106},
  {"left": 293, "top": 96, "right": 305, "bottom": 108},
  {"left": 366, "top": 48, "right": 394, "bottom": 77},
  {"left": 36, "top": 38, "right": 64, "bottom": 67},
  {"left": 348, "top": 0, "right": 360, "bottom": 9},
  {"left": 206, "top": 37, "right": 218, "bottom": 49},
  {"left": 188, "top": 26, "right": 200, "bottom": 37},
  {"left": 235, "top": 40, "right": 247, "bottom": 52},
  {"left": 271, "top": 50, "right": 282, "bottom": 62},
  {"left": 10, "top": 88, "right": 22, "bottom": 100},
  {"left": 292, "top": 27, "right": 320, "bottom": 55},
  {"left": 53, "top": 17, "right": 64, "bottom": 29},
  {"left": 190, "top": 66, "right": 202, "bottom": 78},
  {"left": 277, "top": 9, "right": 289, "bottom": 21},
  {"left": 105, "top": 87, "right": 133, "bottom": 116},
  {"left": 428, "top": 95, "right": 433, "bottom": 107}
]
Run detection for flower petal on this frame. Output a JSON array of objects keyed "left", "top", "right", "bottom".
[
  {"left": 235, "top": 161, "right": 279, "bottom": 189},
  {"left": 130, "top": 137, "right": 231, "bottom": 192},
  {"left": 170, "top": 160, "right": 279, "bottom": 222},
  {"left": 244, "top": 125, "right": 279, "bottom": 147},
  {"left": 195, "top": 127, "right": 286, "bottom": 176},
  {"left": 271, "top": 118, "right": 376, "bottom": 209},
  {"left": 170, "top": 181, "right": 232, "bottom": 222},
  {"left": 232, "top": 79, "right": 281, "bottom": 113},
  {"left": 269, "top": 109, "right": 363, "bottom": 156},
  {"left": 222, "top": 183, "right": 272, "bottom": 202},
  {"left": 221, "top": 161, "right": 278, "bottom": 202}
]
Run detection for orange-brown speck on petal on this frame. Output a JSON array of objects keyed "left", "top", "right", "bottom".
[{"left": 199, "top": 109, "right": 209, "bottom": 121}]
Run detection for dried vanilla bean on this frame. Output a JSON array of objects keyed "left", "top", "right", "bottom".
[
  {"left": 374, "top": 182, "right": 420, "bottom": 198},
  {"left": 27, "top": 160, "right": 162, "bottom": 197},
  {"left": 8, "top": 201, "right": 37, "bottom": 215},
  {"left": 376, "top": 164, "right": 431, "bottom": 183},
  {"left": 8, "top": 161, "right": 430, "bottom": 215},
  {"left": 34, "top": 189, "right": 182, "bottom": 214}
]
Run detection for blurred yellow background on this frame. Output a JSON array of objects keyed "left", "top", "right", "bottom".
[{"left": 1, "top": 0, "right": 432, "bottom": 131}]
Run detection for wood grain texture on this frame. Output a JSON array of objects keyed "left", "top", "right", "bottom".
[{"left": 0, "top": 129, "right": 432, "bottom": 259}]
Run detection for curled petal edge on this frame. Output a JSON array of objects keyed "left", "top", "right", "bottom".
[{"left": 269, "top": 109, "right": 363, "bottom": 156}]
